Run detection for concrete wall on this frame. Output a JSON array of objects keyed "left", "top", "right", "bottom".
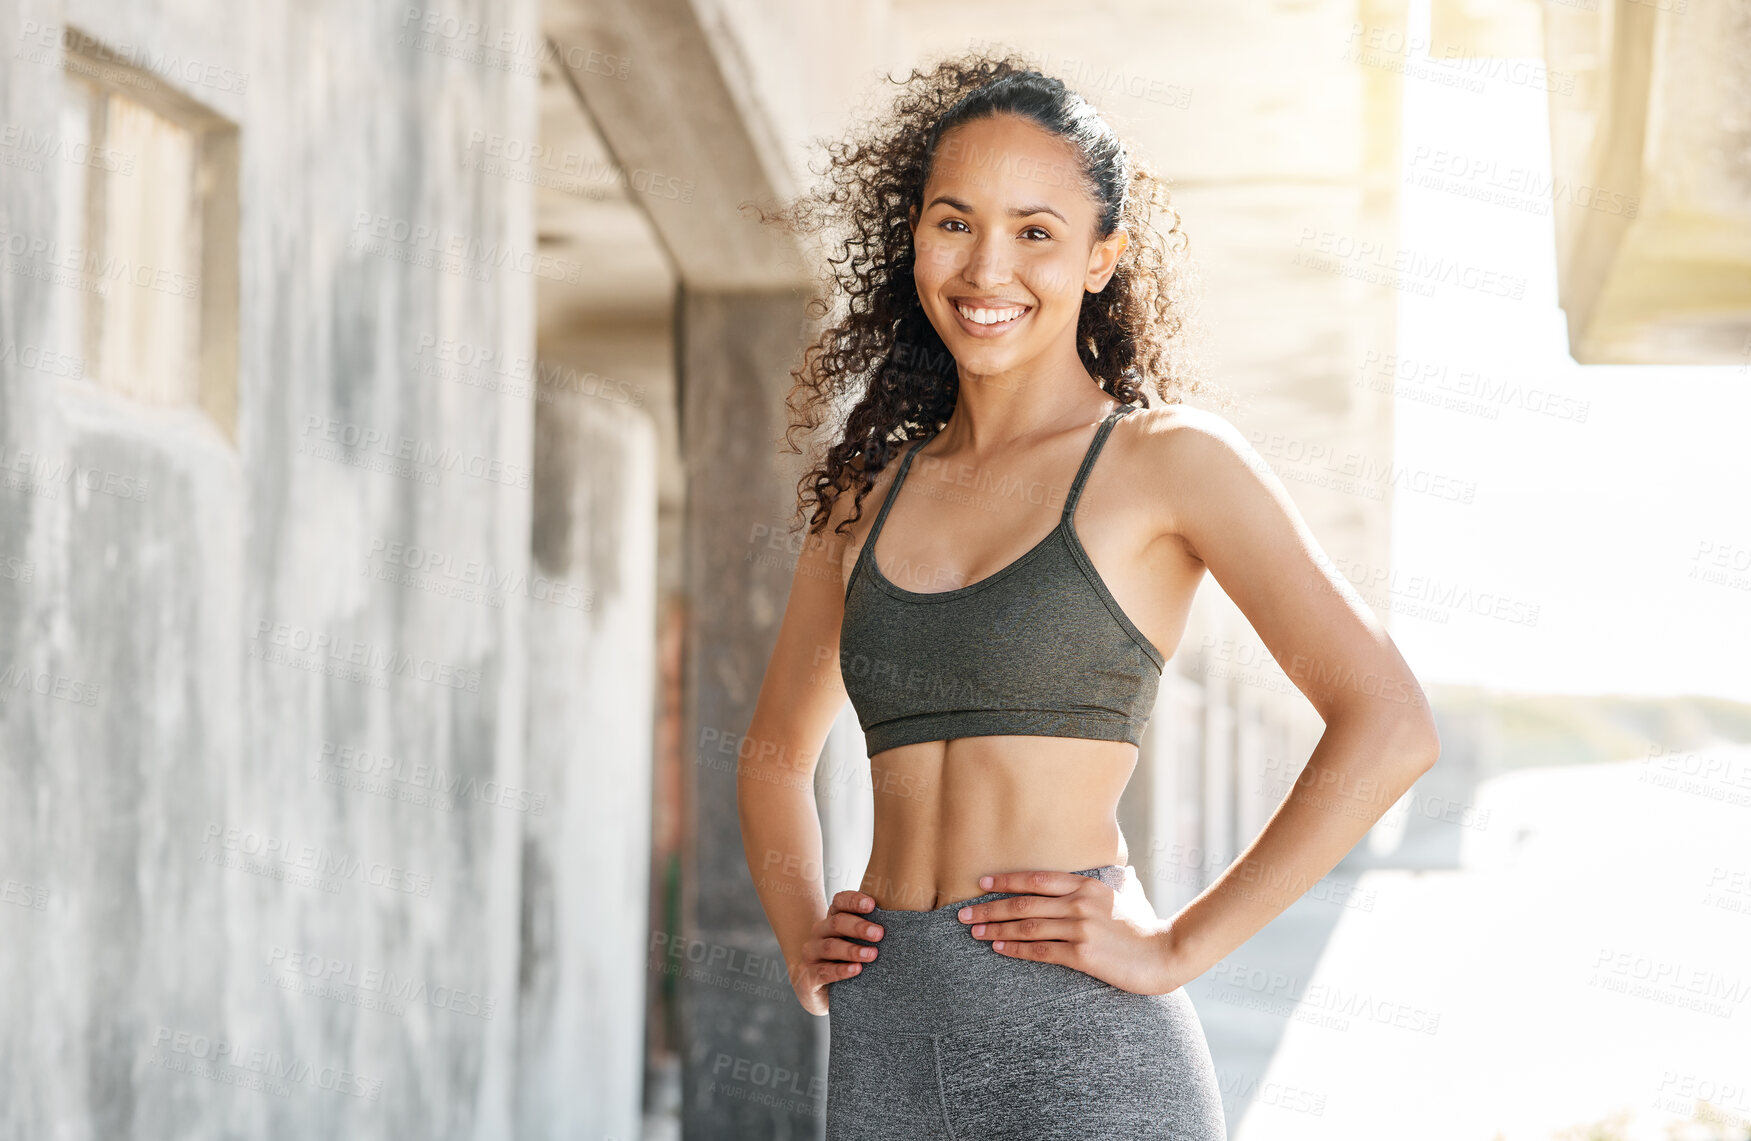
[{"left": 0, "top": 1, "right": 537, "bottom": 1136}]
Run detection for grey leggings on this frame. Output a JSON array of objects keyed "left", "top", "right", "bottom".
[{"left": 826, "top": 865, "right": 1227, "bottom": 1139}]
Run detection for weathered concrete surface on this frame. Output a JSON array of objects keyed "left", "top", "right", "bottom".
[
  {"left": 677, "top": 287, "right": 823, "bottom": 1140},
  {"left": 516, "top": 327, "right": 660, "bottom": 1141},
  {"left": 1543, "top": 0, "right": 1751, "bottom": 363},
  {"left": 0, "top": 1, "right": 537, "bottom": 1137}
]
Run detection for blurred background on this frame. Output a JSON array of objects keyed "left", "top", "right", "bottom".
[{"left": 2, "top": 0, "right": 1747, "bottom": 1138}]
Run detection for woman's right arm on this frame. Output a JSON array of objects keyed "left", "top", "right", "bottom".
[{"left": 736, "top": 488, "right": 883, "bottom": 1015}]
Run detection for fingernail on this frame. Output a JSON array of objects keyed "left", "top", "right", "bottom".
[
  {"left": 860, "top": 948, "right": 874, "bottom": 959},
  {"left": 972, "top": 924, "right": 985, "bottom": 937},
  {"left": 992, "top": 941, "right": 1005, "bottom": 951},
  {"left": 865, "top": 925, "right": 882, "bottom": 939},
  {"left": 956, "top": 907, "right": 971, "bottom": 922},
  {"left": 848, "top": 963, "right": 860, "bottom": 973},
  {"left": 979, "top": 876, "right": 993, "bottom": 889},
  {"left": 859, "top": 898, "right": 872, "bottom": 911}
]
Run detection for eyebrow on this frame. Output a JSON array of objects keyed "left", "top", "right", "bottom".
[{"left": 924, "top": 195, "right": 1067, "bottom": 225}]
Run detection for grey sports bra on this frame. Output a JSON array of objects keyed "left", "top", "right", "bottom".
[{"left": 839, "top": 402, "right": 1166, "bottom": 757}]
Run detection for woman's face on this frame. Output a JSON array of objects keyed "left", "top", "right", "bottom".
[{"left": 909, "top": 112, "right": 1127, "bottom": 384}]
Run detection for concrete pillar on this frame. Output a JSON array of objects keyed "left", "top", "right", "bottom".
[
  {"left": 1203, "top": 676, "right": 1237, "bottom": 872},
  {"left": 677, "top": 288, "right": 822, "bottom": 1140},
  {"left": 1434, "top": 0, "right": 1751, "bottom": 361},
  {"left": 0, "top": 3, "right": 538, "bottom": 1138},
  {"left": 516, "top": 373, "right": 657, "bottom": 1140},
  {"left": 1234, "top": 688, "right": 1272, "bottom": 844},
  {"left": 1137, "top": 669, "right": 1211, "bottom": 915}
]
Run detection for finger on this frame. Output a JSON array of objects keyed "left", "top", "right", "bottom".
[
  {"left": 956, "top": 892, "right": 1072, "bottom": 925},
  {"left": 968, "top": 917, "right": 1080, "bottom": 943},
  {"left": 831, "top": 890, "right": 876, "bottom": 915},
  {"left": 817, "top": 936, "right": 878, "bottom": 963},
  {"left": 827, "top": 911, "right": 884, "bottom": 941},
  {"left": 816, "top": 959, "right": 864, "bottom": 986},
  {"left": 990, "top": 938, "right": 1076, "bottom": 965},
  {"left": 977, "top": 869, "right": 1090, "bottom": 898}
]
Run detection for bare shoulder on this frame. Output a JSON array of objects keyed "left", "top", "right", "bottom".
[
  {"left": 1120, "top": 403, "right": 1263, "bottom": 484},
  {"left": 831, "top": 438, "right": 927, "bottom": 531},
  {"left": 805, "top": 440, "right": 915, "bottom": 583}
]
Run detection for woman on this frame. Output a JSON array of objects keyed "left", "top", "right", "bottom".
[{"left": 738, "top": 54, "right": 1440, "bottom": 1138}]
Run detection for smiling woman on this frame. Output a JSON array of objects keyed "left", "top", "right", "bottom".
[{"left": 738, "top": 52, "right": 1439, "bottom": 1140}]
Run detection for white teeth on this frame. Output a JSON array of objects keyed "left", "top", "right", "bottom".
[{"left": 956, "top": 303, "right": 1027, "bottom": 325}]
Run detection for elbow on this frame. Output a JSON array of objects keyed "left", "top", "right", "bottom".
[
  {"left": 1399, "top": 705, "right": 1442, "bottom": 773},
  {"left": 736, "top": 749, "right": 819, "bottom": 803},
  {"left": 1372, "top": 678, "right": 1441, "bottom": 773},
  {"left": 1329, "top": 694, "right": 1441, "bottom": 774}
]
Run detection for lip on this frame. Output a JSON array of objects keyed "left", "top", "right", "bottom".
[{"left": 949, "top": 299, "right": 1034, "bottom": 338}]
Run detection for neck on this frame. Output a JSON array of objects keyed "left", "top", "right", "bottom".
[{"left": 938, "top": 345, "right": 1116, "bottom": 455}]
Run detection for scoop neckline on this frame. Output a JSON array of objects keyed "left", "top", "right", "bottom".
[{"left": 863, "top": 518, "right": 1068, "bottom": 602}]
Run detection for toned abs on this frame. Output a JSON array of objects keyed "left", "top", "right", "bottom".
[{"left": 836, "top": 410, "right": 1208, "bottom": 911}]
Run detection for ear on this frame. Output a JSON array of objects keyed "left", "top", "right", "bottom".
[{"left": 1085, "top": 228, "right": 1129, "bottom": 294}]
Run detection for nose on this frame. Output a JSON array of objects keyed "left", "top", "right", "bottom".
[{"left": 959, "top": 230, "right": 1013, "bottom": 290}]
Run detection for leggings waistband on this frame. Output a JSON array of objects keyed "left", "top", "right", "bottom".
[{"left": 831, "top": 865, "right": 1127, "bottom": 1037}]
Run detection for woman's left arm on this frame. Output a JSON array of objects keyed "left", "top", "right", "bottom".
[{"left": 960, "top": 408, "right": 1442, "bottom": 993}]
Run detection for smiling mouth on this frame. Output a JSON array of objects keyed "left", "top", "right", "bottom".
[{"left": 953, "top": 302, "right": 1032, "bottom": 329}]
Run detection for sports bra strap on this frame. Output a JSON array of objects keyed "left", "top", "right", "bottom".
[
  {"left": 863, "top": 401, "right": 1133, "bottom": 554},
  {"left": 1060, "top": 403, "right": 1134, "bottom": 522},
  {"left": 861, "top": 435, "right": 930, "bottom": 554}
]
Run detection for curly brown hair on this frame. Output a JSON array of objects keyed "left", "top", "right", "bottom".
[{"left": 760, "top": 50, "right": 1228, "bottom": 540}]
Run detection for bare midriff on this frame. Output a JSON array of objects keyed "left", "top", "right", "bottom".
[{"left": 860, "top": 734, "right": 1138, "bottom": 911}]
